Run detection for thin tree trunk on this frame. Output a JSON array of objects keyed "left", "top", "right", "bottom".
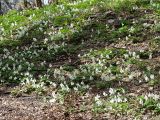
[
  {"left": 24, "top": 0, "right": 28, "bottom": 8},
  {"left": 0, "top": 1, "right": 2, "bottom": 15},
  {"left": 36, "top": 0, "right": 42, "bottom": 8},
  {"left": 0, "top": 1, "right": 2, "bottom": 11}
]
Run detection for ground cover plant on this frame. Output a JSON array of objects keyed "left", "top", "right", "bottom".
[{"left": 0, "top": 0, "right": 160, "bottom": 119}]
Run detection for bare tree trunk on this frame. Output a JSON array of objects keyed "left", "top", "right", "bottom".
[
  {"left": 0, "top": 1, "right": 2, "bottom": 11},
  {"left": 24, "top": 0, "right": 28, "bottom": 8},
  {"left": 0, "top": 1, "right": 2, "bottom": 15},
  {"left": 35, "top": 0, "right": 42, "bottom": 8}
]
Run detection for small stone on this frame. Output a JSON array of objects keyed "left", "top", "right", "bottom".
[{"left": 108, "top": 19, "right": 114, "bottom": 24}]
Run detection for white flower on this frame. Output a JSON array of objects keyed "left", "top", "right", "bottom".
[
  {"left": 136, "top": 55, "right": 140, "bottom": 59},
  {"left": 95, "top": 94, "right": 100, "bottom": 101},
  {"left": 124, "top": 98, "right": 127, "bottom": 102},
  {"left": 147, "top": 66, "right": 151, "bottom": 71},
  {"left": 106, "top": 55, "right": 110, "bottom": 59},
  {"left": 124, "top": 54, "right": 129, "bottom": 59},
  {"left": 71, "top": 82, "right": 74, "bottom": 86},
  {"left": 149, "top": 54, "right": 152, "bottom": 59},
  {"left": 103, "top": 92, "right": 108, "bottom": 97},
  {"left": 44, "top": 38, "right": 48, "bottom": 44},
  {"left": 120, "top": 68, "right": 124, "bottom": 73},
  {"left": 150, "top": 74, "right": 154, "bottom": 80},
  {"left": 52, "top": 83, "right": 57, "bottom": 87},
  {"left": 157, "top": 103, "right": 160, "bottom": 108},
  {"left": 129, "top": 74, "right": 134, "bottom": 80},
  {"left": 25, "top": 72, "right": 30, "bottom": 76},
  {"left": 101, "top": 74, "right": 109, "bottom": 81},
  {"left": 18, "top": 65, "right": 22, "bottom": 71},
  {"left": 89, "top": 76, "right": 93, "bottom": 80},
  {"left": 132, "top": 52, "right": 136, "bottom": 57},
  {"left": 139, "top": 98, "right": 143, "bottom": 105},
  {"left": 117, "top": 96, "right": 122, "bottom": 103},
  {"left": 144, "top": 75, "right": 149, "bottom": 81},
  {"left": 144, "top": 95, "right": 148, "bottom": 100},
  {"left": 74, "top": 87, "right": 78, "bottom": 91},
  {"left": 33, "top": 38, "right": 37, "bottom": 42},
  {"left": 49, "top": 64, "right": 52, "bottom": 68},
  {"left": 126, "top": 36, "right": 129, "bottom": 40},
  {"left": 78, "top": 54, "right": 81, "bottom": 57},
  {"left": 96, "top": 100, "right": 102, "bottom": 106},
  {"left": 109, "top": 88, "right": 115, "bottom": 95},
  {"left": 68, "top": 74, "right": 75, "bottom": 80},
  {"left": 110, "top": 98, "right": 115, "bottom": 103},
  {"left": 60, "top": 83, "right": 64, "bottom": 89},
  {"left": 49, "top": 91, "right": 57, "bottom": 103},
  {"left": 153, "top": 94, "right": 159, "bottom": 101}
]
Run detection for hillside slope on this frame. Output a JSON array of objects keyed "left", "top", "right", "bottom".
[{"left": 0, "top": 0, "right": 160, "bottom": 119}]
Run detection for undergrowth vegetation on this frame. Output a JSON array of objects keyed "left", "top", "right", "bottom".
[{"left": 0, "top": 0, "right": 160, "bottom": 119}]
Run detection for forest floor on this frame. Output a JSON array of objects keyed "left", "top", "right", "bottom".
[{"left": 0, "top": 0, "right": 160, "bottom": 120}]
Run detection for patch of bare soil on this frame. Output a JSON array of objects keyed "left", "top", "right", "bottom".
[
  {"left": 0, "top": 85, "right": 95, "bottom": 120},
  {"left": 0, "top": 85, "right": 60, "bottom": 120},
  {"left": 0, "top": 94, "right": 50, "bottom": 120},
  {"left": 0, "top": 94, "right": 93, "bottom": 120}
]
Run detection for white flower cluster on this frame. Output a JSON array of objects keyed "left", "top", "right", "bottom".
[
  {"left": 139, "top": 93, "right": 160, "bottom": 107},
  {"left": 108, "top": 88, "right": 127, "bottom": 103},
  {"left": 94, "top": 94, "right": 103, "bottom": 106},
  {"left": 0, "top": 38, "right": 66, "bottom": 84}
]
